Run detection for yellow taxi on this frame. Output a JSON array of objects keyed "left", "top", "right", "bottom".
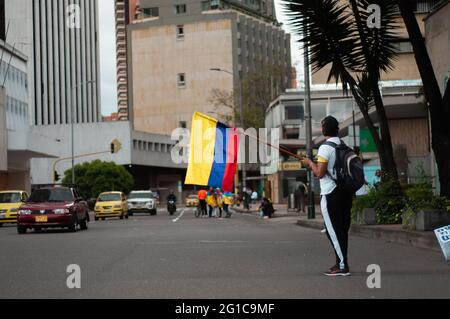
[
  {"left": 94, "top": 192, "right": 128, "bottom": 221},
  {"left": 186, "top": 195, "right": 199, "bottom": 207},
  {"left": 0, "top": 190, "right": 28, "bottom": 227}
]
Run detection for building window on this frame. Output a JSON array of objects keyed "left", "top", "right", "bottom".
[
  {"left": 176, "top": 25, "right": 185, "bottom": 39},
  {"left": 177, "top": 73, "right": 186, "bottom": 88},
  {"left": 175, "top": 4, "right": 187, "bottom": 14},
  {"left": 142, "top": 7, "right": 159, "bottom": 18},
  {"left": 202, "top": 0, "right": 220, "bottom": 11}
]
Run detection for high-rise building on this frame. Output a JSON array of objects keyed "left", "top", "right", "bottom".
[
  {"left": 122, "top": 0, "right": 291, "bottom": 135},
  {"left": 115, "top": 0, "right": 140, "bottom": 121},
  {"left": 4, "top": 0, "right": 101, "bottom": 126}
]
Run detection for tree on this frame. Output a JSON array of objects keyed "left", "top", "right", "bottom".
[
  {"left": 283, "top": 0, "right": 401, "bottom": 186},
  {"left": 209, "top": 62, "right": 291, "bottom": 129},
  {"left": 62, "top": 160, "right": 134, "bottom": 200},
  {"left": 395, "top": 0, "right": 450, "bottom": 197}
]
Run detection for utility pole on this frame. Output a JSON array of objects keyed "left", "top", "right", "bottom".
[{"left": 303, "top": 21, "right": 315, "bottom": 220}]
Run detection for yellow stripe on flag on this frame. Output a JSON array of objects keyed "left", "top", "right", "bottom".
[{"left": 185, "top": 112, "right": 218, "bottom": 186}]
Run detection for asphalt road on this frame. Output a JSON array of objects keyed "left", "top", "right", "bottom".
[{"left": 0, "top": 208, "right": 449, "bottom": 299}]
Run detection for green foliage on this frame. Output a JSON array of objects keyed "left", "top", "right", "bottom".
[
  {"left": 352, "top": 179, "right": 405, "bottom": 225},
  {"left": 353, "top": 165, "right": 450, "bottom": 226},
  {"left": 62, "top": 160, "right": 134, "bottom": 200}
]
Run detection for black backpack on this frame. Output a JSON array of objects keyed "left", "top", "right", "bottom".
[{"left": 324, "top": 141, "right": 365, "bottom": 194}]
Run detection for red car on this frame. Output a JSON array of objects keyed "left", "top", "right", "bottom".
[{"left": 17, "top": 187, "right": 89, "bottom": 234}]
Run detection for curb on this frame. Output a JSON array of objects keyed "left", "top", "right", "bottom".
[{"left": 297, "top": 219, "right": 440, "bottom": 252}]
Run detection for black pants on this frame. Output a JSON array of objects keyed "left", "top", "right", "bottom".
[
  {"left": 321, "top": 187, "right": 353, "bottom": 270},
  {"left": 199, "top": 200, "right": 207, "bottom": 216}
]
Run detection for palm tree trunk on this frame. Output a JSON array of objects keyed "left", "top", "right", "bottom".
[
  {"left": 396, "top": 0, "right": 450, "bottom": 197},
  {"left": 349, "top": 0, "right": 400, "bottom": 184}
]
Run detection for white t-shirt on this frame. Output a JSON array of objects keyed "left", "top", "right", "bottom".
[{"left": 317, "top": 137, "right": 340, "bottom": 195}]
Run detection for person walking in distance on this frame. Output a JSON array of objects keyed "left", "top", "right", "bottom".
[
  {"left": 206, "top": 188, "right": 216, "bottom": 218},
  {"left": 301, "top": 116, "right": 358, "bottom": 277},
  {"left": 197, "top": 188, "right": 208, "bottom": 217},
  {"left": 295, "top": 182, "right": 307, "bottom": 214}
]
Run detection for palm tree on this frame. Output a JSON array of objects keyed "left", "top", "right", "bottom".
[
  {"left": 283, "top": 0, "right": 402, "bottom": 186},
  {"left": 395, "top": 0, "right": 450, "bottom": 197}
]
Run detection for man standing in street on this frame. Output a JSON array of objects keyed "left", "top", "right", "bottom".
[
  {"left": 198, "top": 188, "right": 208, "bottom": 217},
  {"left": 301, "top": 116, "right": 354, "bottom": 277}
]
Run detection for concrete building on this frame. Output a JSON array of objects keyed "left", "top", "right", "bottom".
[
  {"left": 4, "top": 0, "right": 101, "bottom": 126},
  {"left": 0, "top": 40, "right": 55, "bottom": 191},
  {"left": 126, "top": 0, "right": 291, "bottom": 135},
  {"left": 311, "top": 0, "right": 442, "bottom": 85},
  {"left": 425, "top": 0, "right": 450, "bottom": 96},
  {"left": 115, "top": 0, "right": 140, "bottom": 121}
]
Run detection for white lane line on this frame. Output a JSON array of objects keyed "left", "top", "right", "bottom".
[{"left": 172, "top": 209, "right": 186, "bottom": 223}]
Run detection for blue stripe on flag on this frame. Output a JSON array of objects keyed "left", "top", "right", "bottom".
[{"left": 207, "top": 123, "right": 228, "bottom": 188}]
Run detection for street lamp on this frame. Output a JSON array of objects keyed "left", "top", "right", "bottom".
[
  {"left": 71, "top": 80, "right": 95, "bottom": 185},
  {"left": 209, "top": 68, "right": 247, "bottom": 190}
]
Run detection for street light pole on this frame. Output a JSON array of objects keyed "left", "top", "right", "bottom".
[
  {"left": 71, "top": 80, "right": 95, "bottom": 185},
  {"left": 303, "top": 21, "right": 315, "bottom": 220},
  {"left": 209, "top": 68, "right": 246, "bottom": 190}
]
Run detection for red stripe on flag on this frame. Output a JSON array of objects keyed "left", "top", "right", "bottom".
[{"left": 222, "top": 128, "right": 239, "bottom": 192}]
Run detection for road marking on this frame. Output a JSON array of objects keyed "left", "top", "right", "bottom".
[{"left": 172, "top": 209, "right": 186, "bottom": 223}]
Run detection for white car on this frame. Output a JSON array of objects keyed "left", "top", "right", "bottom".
[{"left": 127, "top": 191, "right": 157, "bottom": 216}]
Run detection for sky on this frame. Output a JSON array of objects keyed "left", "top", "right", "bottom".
[{"left": 98, "top": 0, "right": 303, "bottom": 116}]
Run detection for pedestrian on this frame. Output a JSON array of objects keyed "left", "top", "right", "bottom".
[
  {"left": 206, "top": 188, "right": 216, "bottom": 218},
  {"left": 222, "top": 192, "right": 234, "bottom": 218},
  {"left": 197, "top": 188, "right": 208, "bottom": 217},
  {"left": 215, "top": 189, "right": 223, "bottom": 218},
  {"left": 251, "top": 190, "right": 258, "bottom": 204},
  {"left": 243, "top": 188, "right": 251, "bottom": 211},
  {"left": 301, "top": 116, "right": 354, "bottom": 277},
  {"left": 295, "top": 182, "right": 307, "bottom": 213},
  {"left": 374, "top": 169, "right": 382, "bottom": 189},
  {"left": 259, "top": 198, "right": 275, "bottom": 219}
]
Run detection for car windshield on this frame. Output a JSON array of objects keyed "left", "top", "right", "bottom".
[
  {"left": 0, "top": 193, "right": 21, "bottom": 203},
  {"left": 27, "top": 189, "right": 74, "bottom": 203},
  {"left": 128, "top": 192, "right": 154, "bottom": 199},
  {"left": 98, "top": 193, "right": 121, "bottom": 202}
]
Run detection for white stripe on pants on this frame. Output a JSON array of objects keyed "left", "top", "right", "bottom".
[{"left": 321, "top": 195, "right": 345, "bottom": 270}]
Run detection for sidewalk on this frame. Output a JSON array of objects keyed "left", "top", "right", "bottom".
[
  {"left": 233, "top": 205, "right": 440, "bottom": 252},
  {"left": 297, "top": 214, "right": 441, "bottom": 252}
]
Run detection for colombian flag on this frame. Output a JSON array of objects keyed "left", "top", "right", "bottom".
[{"left": 184, "top": 112, "right": 239, "bottom": 192}]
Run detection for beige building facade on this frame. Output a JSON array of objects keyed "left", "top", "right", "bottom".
[
  {"left": 425, "top": 0, "right": 450, "bottom": 95},
  {"left": 127, "top": 0, "right": 291, "bottom": 135},
  {"left": 130, "top": 18, "right": 235, "bottom": 134}
]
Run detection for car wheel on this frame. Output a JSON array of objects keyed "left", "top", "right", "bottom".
[
  {"left": 119, "top": 213, "right": 124, "bottom": 220},
  {"left": 102, "top": 218, "right": 106, "bottom": 221},
  {"left": 129, "top": 212, "right": 133, "bottom": 217},
  {"left": 125, "top": 213, "right": 129, "bottom": 219},
  {"left": 94, "top": 217, "right": 99, "bottom": 221},
  {"left": 151, "top": 210, "right": 157, "bottom": 216},
  {"left": 17, "top": 226, "right": 27, "bottom": 234},
  {"left": 0, "top": 223, "right": 3, "bottom": 228}
]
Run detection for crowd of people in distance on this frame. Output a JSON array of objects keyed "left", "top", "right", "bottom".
[
  {"left": 196, "top": 187, "right": 275, "bottom": 220},
  {"left": 197, "top": 187, "right": 234, "bottom": 218}
]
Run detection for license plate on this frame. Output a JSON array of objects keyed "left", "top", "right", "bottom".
[
  {"left": 103, "top": 210, "right": 110, "bottom": 213},
  {"left": 35, "top": 216, "right": 48, "bottom": 223}
]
